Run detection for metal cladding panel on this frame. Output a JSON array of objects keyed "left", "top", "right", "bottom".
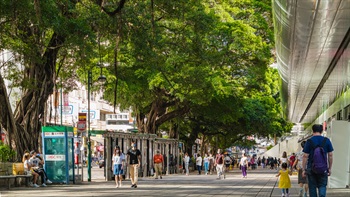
[{"left": 273, "top": 0, "right": 350, "bottom": 123}]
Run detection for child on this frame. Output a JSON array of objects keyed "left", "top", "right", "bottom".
[{"left": 276, "top": 162, "right": 292, "bottom": 197}]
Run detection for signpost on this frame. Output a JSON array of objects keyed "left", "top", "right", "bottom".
[
  {"left": 77, "top": 113, "right": 87, "bottom": 181},
  {"left": 78, "top": 113, "right": 87, "bottom": 137}
]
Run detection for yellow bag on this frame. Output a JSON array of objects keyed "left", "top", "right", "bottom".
[{"left": 12, "top": 163, "right": 25, "bottom": 175}]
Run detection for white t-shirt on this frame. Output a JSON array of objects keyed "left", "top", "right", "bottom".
[
  {"left": 113, "top": 153, "right": 125, "bottom": 165},
  {"left": 29, "top": 157, "right": 41, "bottom": 167},
  {"left": 203, "top": 156, "right": 209, "bottom": 163},
  {"left": 296, "top": 152, "right": 303, "bottom": 169},
  {"left": 280, "top": 157, "right": 288, "bottom": 164},
  {"left": 184, "top": 156, "right": 190, "bottom": 163},
  {"left": 24, "top": 160, "right": 30, "bottom": 171},
  {"left": 240, "top": 156, "right": 248, "bottom": 166},
  {"left": 196, "top": 156, "right": 202, "bottom": 166},
  {"left": 225, "top": 156, "right": 231, "bottom": 164}
]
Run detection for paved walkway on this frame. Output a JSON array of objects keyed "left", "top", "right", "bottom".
[{"left": 1, "top": 168, "right": 349, "bottom": 196}]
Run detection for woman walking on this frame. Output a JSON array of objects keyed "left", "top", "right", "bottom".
[
  {"left": 240, "top": 153, "right": 248, "bottom": 178},
  {"left": 112, "top": 146, "right": 125, "bottom": 188},
  {"left": 184, "top": 153, "right": 190, "bottom": 175},
  {"left": 203, "top": 154, "right": 209, "bottom": 175}
]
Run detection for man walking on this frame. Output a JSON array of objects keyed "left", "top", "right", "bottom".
[
  {"left": 302, "top": 124, "right": 334, "bottom": 197},
  {"left": 127, "top": 141, "right": 141, "bottom": 188},
  {"left": 153, "top": 150, "right": 164, "bottom": 179}
]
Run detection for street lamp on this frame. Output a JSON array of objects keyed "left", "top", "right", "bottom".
[{"left": 87, "top": 64, "right": 106, "bottom": 182}]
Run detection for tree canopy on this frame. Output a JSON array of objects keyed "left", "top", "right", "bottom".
[{"left": 0, "top": 0, "right": 292, "bottom": 159}]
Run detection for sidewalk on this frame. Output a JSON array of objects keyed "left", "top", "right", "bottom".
[{"left": 1, "top": 168, "right": 349, "bottom": 196}]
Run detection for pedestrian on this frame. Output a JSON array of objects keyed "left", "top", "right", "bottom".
[
  {"left": 29, "top": 150, "right": 52, "bottom": 187},
  {"left": 276, "top": 162, "right": 292, "bottom": 197},
  {"left": 280, "top": 151, "right": 288, "bottom": 170},
  {"left": 184, "top": 152, "right": 190, "bottom": 176},
  {"left": 224, "top": 154, "right": 231, "bottom": 172},
  {"left": 196, "top": 153, "right": 202, "bottom": 175},
  {"left": 203, "top": 154, "right": 209, "bottom": 175},
  {"left": 270, "top": 156, "right": 275, "bottom": 170},
  {"left": 240, "top": 153, "right": 248, "bottom": 178},
  {"left": 262, "top": 156, "right": 266, "bottom": 169},
  {"left": 208, "top": 153, "right": 214, "bottom": 175},
  {"left": 153, "top": 150, "right": 164, "bottom": 179},
  {"left": 274, "top": 157, "right": 278, "bottom": 170},
  {"left": 126, "top": 141, "right": 141, "bottom": 188},
  {"left": 250, "top": 156, "right": 255, "bottom": 170},
  {"left": 293, "top": 141, "right": 308, "bottom": 197},
  {"left": 214, "top": 149, "right": 224, "bottom": 179},
  {"left": 112, "top": 146, "right": 125, "bottom": 188},
  {"left": 302, "top": 124, "right": 334, "bottom": 197},
  {"left": 289, "top": 153, "right": 296, "bottom": 171}
]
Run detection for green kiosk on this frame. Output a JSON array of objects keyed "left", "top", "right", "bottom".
[{"left": 41, "top": 126, "right": 75, "bottom": 184}]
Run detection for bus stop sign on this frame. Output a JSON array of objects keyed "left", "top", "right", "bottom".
[{"left": 77, "top": 121, "right": 86, "bottom": 131}]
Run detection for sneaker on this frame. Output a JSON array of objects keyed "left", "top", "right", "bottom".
[
  {"left": 41, "top": 183, "right": 47, "bottom": 187},
  {"left": 134, "top": 184, "right": 137, "bottom": 188},
  {"left": 303, "top": 192, "right": 308, "bottom": 197},
  {"left": 160, "top": 176, "right": 162, "bottom": 179},
  {"left": 286, "top": 193, "right": 290, "bottom": 197},
  {"left": 46, "top": 180, "right": 53, "bottom": 184},
  {"left": 131, "top": 184, "right": 135, "bottom": 188},
  {"left": 299, "top": 189, "right": 303, "bottom": 197},
  {"left": 33, "top": 184, "right": 39, "bottom": 188}
]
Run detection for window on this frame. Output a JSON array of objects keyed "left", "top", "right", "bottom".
[
  {"left": 100, "top": 113, "right": 106, "bottom": 121},
  {"left": 337, "top": 110, "right": 342, "bottom": 120}
]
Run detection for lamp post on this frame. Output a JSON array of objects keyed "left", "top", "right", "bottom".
[{"left": 87, "top": 65, "right": 106, "bottom": 182}]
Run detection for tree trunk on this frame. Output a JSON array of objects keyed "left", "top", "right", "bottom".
[
  {"left": 0, "top": 33, "right": 64, "bottom": 161},
  {"left": 136, "top": 90, "right": 189, "bottom": 136}
]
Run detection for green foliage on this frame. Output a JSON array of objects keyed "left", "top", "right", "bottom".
[
  {"left": 0, "top": 142, "right": 16, "bottom": 162},
  {"left": 266, "top": 144, "right": 274, "bottom": 151},
  {"left": 0, "top": 0, "right": 291, "bottom": 154}
]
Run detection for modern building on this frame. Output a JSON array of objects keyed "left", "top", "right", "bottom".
[{"left": 272, "top": 0, "right": 350, "bottom": 188}]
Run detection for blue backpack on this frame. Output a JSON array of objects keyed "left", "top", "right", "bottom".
[{"left": 308, "top": 137, "right": 328, "bottom": 174}]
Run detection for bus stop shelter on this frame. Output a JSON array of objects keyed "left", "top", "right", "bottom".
[{"left": 103, "top": 131, "right": 179, "bottom": 181}]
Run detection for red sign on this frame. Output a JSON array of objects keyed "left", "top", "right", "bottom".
[{"left": 77, "top": 121, "right": 87, "bottom": 131}]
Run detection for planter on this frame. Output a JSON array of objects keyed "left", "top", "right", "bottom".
[{"left": 0, "top": 162, "right": 13, "bottom": 175}]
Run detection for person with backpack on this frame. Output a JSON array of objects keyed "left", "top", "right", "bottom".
[
  {"left": 302, "top": 124, "right": 334, "bottom": 197},
  {"left": 224, "top": 154, "right": 231, "bottom": 172}
]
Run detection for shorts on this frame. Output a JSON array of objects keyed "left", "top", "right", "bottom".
[
  {"left": 113, "top": 164, "right": 123, "bottom": 175},
  {"left": 298, "top": 168, "right": 308, "bottom": 184}
]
